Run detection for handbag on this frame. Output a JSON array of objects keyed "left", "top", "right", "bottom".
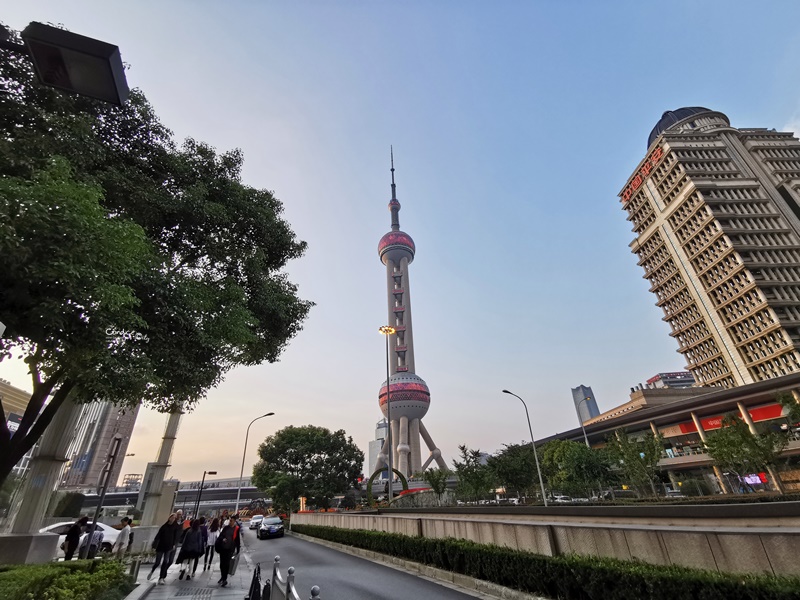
[
  {"left": 60, "top": 541, "right": 66, "bottom": 551},
  {"left": 229, "top": 552, "right": 240, "bottom": 576}
]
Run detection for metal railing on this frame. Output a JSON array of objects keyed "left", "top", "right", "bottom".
[{"left": 244, "top": 556, "right": 320, "bottom": 600}]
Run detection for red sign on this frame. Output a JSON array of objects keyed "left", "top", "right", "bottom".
[
  {"left": 678, "top": 403, "right": 783, "bottom": 434},
  {"left": 621, "top": 146, "right": 664, "bottom": 204}
]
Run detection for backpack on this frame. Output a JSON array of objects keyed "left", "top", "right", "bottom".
[{"left": 215, "top": 526, "right": 234, "bottom": 552}]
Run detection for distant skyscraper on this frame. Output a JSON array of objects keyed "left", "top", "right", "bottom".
[
  {"left": 571, "top": 385, "right": 600, "bottom": 423},
  {"left": 367, "top": 419, "right": 388, "bottom": 481},
  {"left": 620, "top": 108, "right": 800, "bottom": 387},
  {"left": 374, "top": 152, "right": 447, "bottom": 477}
]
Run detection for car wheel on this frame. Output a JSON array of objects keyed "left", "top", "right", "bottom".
[{"left": 101, "top": 543, "right": 113, "bottom": 554}]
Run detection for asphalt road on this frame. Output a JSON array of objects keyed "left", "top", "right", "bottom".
[{"left": 244, "top": 530, "right": 479, "bottom": 600}]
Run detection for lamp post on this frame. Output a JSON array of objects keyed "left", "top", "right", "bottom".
[
  {"left": 575, "top": 397, "right": 591, "bottom": 448},
  {"left": 379, "top": 325, "right": 396, "bottom": 503},
  {"left": 502, "top": 390, "right": 548, "bottom": 507},
  {"left": 193, "top": 470, "right": 217, "bottom": 518},
  {"left": 0, "top": 22, "right": 129, "bottom": 105},
  {"left": 235, "top": 412, "right": 275, "bottom": 513}
]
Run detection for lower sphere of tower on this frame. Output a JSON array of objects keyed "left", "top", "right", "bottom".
[{"left": 378, "top": 372, "right": 430, "bottom": 420}]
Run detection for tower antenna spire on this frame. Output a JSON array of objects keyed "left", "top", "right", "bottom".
[
  {"left": 390, "top": 146, "right": 397, "bottom": 200},
  {"left": 389, "top": 146, "right": 400, "bottom": 230}
]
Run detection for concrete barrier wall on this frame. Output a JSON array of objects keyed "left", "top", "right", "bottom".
[
  {"left": 291, "top": 511, "right": 800, "bottom": 577},
  {"left": 0, "top": 533, "right": 61, "bottom": 565}
]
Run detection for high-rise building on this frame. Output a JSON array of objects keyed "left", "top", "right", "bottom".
[
  {"left": 367, "top": 419, "right": 388, "bottom": 481},
  {"left": 61, "top": 401, "right": 139, "bottom": 490},
  {"left": 374, "top": 153, "right": 447, "bottom": 478},
  {"left": 571, "top": 385, "right": 600, "bottom": 423},
  {"left": 620, "top": 107, "right": 800, "bottom": 388}
]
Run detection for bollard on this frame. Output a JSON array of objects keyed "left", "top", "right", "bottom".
[
  {"left": 128, "top": 557, "right": 141, "bottom": 580},
  {"left": 310, "top": 585, "right": 321, "bottom": 599}
]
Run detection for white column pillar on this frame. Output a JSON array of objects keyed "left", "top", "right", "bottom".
[
  {"left": 397, "top": 416, "right": 410, "bottom": 476},
  {"left": 409, "top": 418, "right": 421, "bottom": 475}
]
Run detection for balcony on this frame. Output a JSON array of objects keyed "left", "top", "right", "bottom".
[
  {"left": 393, "top": 288, "right": 405, "bottom": 295},
  {"left": 393, "top": 306, "right": 405, "bottom": 313}
]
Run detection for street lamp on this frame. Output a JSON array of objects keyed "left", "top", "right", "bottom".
[
  {"left": 194, "top": 470, "right": 217, "bottom": 517},
  {"left": 502, "top": 390, "right": 548, "bottom": 507},
  {"left": 235, "top": 412, "right": 275, "bottom": 513},
  {"left": 379, "top": 325, "right": 396, "bottom": 503},
  {"left": 1, "top": 22, "right": 129, "bottom": 105},
  {"left": 575, "top": 397, "right": 592, "bottom": 448}
]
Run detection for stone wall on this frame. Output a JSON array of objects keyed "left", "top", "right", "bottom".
[{"left": 291, "top": 508, "right": 800, "bottom": 577}]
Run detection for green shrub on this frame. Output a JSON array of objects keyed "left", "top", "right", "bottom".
[
  {"left": 292, "top": 524, "right": 800, "bottom": 600},
  {"left": 0, "top": 560, "right": 133, "bottom": 600}
]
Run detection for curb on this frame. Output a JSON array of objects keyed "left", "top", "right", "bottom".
[
  {"left": 289, "top": 531, "right": 549, "bottom": 600},
  {"left": 123, "top": 582, "right": 155, "bottom": 600}
]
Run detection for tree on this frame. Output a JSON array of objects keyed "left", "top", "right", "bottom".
[
  {"left": 0, "top": 26, "right": 312, "bottom": 486},
  {"left": 604, "top": 429, "right": 664, "bottom": 497},
  {"left": 252, "top": 425, "right": 364, "bottom": 509},
  {"left": 487, "top": 443, "right": 537, "bottom": 499},
  {"left": 452, "top": 445, "right": 495, "bottom": 503},
  {"left": 422, "top": 468, "right": 451, "bottom": 506},
  {"left": 704, "top": 415, "right": 788, "bottom": 494},
  {"left": 540, "top": 440, "right": 610, "bottom": 498}
]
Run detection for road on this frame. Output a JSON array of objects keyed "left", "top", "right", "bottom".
[{"left": 243, "top": 530, "right": 479, "bottom": 600}]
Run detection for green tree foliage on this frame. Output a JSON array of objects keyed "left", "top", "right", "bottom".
[
  {"left": 604, "top": 429, "right": 664, "bottom": 497},
  {"left": 704, "top": 415, "right": 788, "bottom": 493},
  {"left": 452, "top": 445, "right": 495, "bottom": 502},
  {"left": 252, "top": 425, "right": 364, "bottom": 510},
  {"left": 487, "top": 443, "right": 536, "bottom": 498},
  {"left": 540, "top": 440, "right": 610, "bottom": 497},
  {"left": 0, "top": 26, "right": 312, "bottom": 486},
  {"left": 422, "top": 468, "right": 451, "bottom": 505}
]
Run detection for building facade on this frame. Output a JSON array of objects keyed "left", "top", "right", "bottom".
[
  {"left": 367, "top": 419, "right": 388, "bottom": 480},
  {"left": 374, "top": 153, "right": 447, "bottom": 478},
  {"left": 646, "top": 371, "right": 696, "bottom": 389},
  {"left": 620, "top": 107, "right": 800, "bottom": 388},
  {"left": 61, "top": 401, "right": 139, "bottom": 490}
]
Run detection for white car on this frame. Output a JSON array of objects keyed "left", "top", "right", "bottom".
[
  {"left": 552, "top": 495, "right": 573, "bottom": 503},
  {"left": 39, "top": 521, "right": 119, "bottom": 559},
  {"left": 248, "top": 515, "right": 264, "bottom": 530}
]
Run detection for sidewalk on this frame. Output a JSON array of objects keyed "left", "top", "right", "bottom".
[{"left": 129, "top": 538, "right": 256, "bottom": 600}]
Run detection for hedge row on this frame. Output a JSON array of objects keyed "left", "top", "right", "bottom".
[
  {"left": 291, "top": 524, "right": 800, "bottom": 600},
  {"left": 0, "top": 559, "right": 133, "bottom": 600}
]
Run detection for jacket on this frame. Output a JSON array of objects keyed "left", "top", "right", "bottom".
[
  {"left": 152, "top": 521, "right": 180, "bottom": 552},
  {"left": 176, "top": 528, "right": 204, "bottom": 562}
]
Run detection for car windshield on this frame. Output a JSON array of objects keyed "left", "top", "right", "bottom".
[
  {"left": 252, "top": 515, "right": 263, "bottom": 520},
  {"left": 263, "top": 517, "right": 282, "bottom": 525}
]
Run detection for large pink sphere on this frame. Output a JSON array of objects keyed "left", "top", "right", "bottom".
[
  {"left": 378, "top": 372, "right": 430, "bottom": 420},
  {"left": 378, "top": 231, "right": 415, "bottom": 265}
]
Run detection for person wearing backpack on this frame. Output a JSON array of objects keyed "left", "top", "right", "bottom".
[{"left": 214, "top": 514, "right": 240, "bottom": 587}]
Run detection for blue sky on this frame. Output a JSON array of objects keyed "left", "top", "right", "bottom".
[{"left": 4, "top": 1, "right": 800, "bottom": 483}]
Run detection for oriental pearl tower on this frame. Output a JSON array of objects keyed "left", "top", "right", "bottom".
[{"left": 374, "top": 152, "right": 447, "bottom": 478}]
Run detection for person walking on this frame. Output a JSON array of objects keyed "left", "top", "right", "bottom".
[
  {"left": 215, "top": 515, "right": 240, "bottom": 587},
  {"left": 176, "top": 520, "right": 204, "bottom": 580},
  {"left": 63, "top": 516, "right": 88, "bottom": 561},
  {"left": 112, "top": 517, "right": 132, "bottom": 559},
  {"left": 204, "top": 517, "right": 219, "bottom": 571},
  {"left": 79, "top": 526, "right": 104, "bottom": 559},
  {"left": 147, "top": 514, "right": 179, "bottom": 585}
]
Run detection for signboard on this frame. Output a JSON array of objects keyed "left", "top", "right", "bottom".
[
  {"left": 6, "top": 413, "right": 22, "bottom": 436},
  {"left": 677, "top": 403, "right": 783, "bottom": 434},
  {"left": 621, "top": 146, "right": 665, "bottom": 204}
]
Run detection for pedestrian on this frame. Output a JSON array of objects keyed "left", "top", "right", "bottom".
[
  {"left": 79, "top": 525, "right": 104, "bottom": 559},
  {"left": 204, "top": 517, "right": 219, "bottom": 571},
  {"left": 63, "top": 516, "right": 88, "bottom": 561},
  {"left": 176, "top": 520, "right": 205, "bottom": 580},
  {"left": 147, "top": 513, "right": 180, "bottom": 585},
  {"left": 112, "top": 517, "right": 132, "bottom": 559},
  {"left": 215, "top": 514, "right": 241, "bottom": 587}
]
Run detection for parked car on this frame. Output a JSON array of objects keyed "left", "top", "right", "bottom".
[
  {"left": 552, "top": 495, "right": 573, "bottom": 503},
  {"left": 666, "top": 490, "right": 686, "bottom": 498},
  {"left": 258, "top": 516, "right": 285, "bottom": 539},
  {"left": 249, "top": 515, "right": 264, "bottom": 530},
  {"left": 39, "top": 521, "right": 118, "bottom": 559}
]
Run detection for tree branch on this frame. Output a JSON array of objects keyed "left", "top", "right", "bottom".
[
  {"left": 16, "top": 367, "right": 64, "bottom": 440},
  {"left": 11, "top": 379, "right": 76, "bottom": 461}
]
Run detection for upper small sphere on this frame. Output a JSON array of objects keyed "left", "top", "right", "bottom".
[
  {"left": 378, "top": 372, "right": 430, "bottom": 420},
  {"left": 379, "top": 231, "right": 415, "bottom": 265}
]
